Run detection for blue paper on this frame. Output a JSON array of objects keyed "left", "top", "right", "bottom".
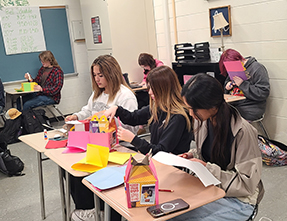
[{"left": 84, "top": 165, "right": 127, "bottom": 190}]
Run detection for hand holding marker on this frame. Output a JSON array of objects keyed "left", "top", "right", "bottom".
[{"left": 26, "top": 72, "right": 32, "bottom": 82}]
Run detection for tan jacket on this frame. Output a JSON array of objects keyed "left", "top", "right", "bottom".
[{"left": 193, "top": 113, "right": 264, "bottom": 205}]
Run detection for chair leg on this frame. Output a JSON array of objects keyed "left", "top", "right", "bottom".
[
  {"left": 53, "top": 105, "right": 65, "bottom": 121},
  {"left": 45, "top": 106, "right": 60, "bottom": 122},
  {"left": 258, "top": 121, "right": 270, "bottom": 139}
]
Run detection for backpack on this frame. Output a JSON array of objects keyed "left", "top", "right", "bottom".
[
  {"left": 0, "top": 142, "right": 24, "bottom": 176},
  {"left": 0, "top": 116, "right": 22, "bottom": 144},
  {"left": 21, "top": 109, "right": 50, "bottom": 134},
  {"left": 258, "top": 135, "right": 287, "bottom": 166}
]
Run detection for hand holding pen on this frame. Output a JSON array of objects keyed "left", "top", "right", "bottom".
[{"left": 225, "top": 80, "right": 235, "bottom": 90}]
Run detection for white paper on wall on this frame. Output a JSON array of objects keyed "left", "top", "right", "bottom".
[{"left": 0, "top": 6, "right": 46, "bottom": 55}]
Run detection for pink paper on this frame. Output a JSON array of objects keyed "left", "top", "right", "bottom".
[{"left": 67, "top": 131, "right": 89, "bottom": 151}]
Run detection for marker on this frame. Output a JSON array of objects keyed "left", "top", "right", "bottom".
[
  {"left": 27, "top": 72, "right": 32, "bottom": 82},
  {"left": 159, "top": 189, "right": 174, "bottom": 193}
]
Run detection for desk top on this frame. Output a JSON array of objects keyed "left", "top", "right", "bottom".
[
  {"left": 44, "top": 143, "right": 137, "bottom": 177},
  {"left": 5, "top": 89, "right": 39, "bottom": 95},
  {"left": 83, "top": 160, "right": 225, "bottom": 221},
  {"left": 19, "top": 130, "right": 63, "bottom": 153},
  {"left": 224, "top": 94, "right": 246, "bottom": 103},
  {"left": 132, "top": 86, "right": 147, "bottom": 92}
]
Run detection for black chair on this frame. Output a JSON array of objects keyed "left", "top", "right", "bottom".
[
  {"left": 246, "top": 204, "right": 258, "bottom": 221},
  {"left": 251, "top": 114, "right": 270, "bottom": 139}
]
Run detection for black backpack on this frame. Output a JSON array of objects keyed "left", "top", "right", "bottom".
[
  {"left": 0, "top": 142, "right": 24, "bottom": 176},
  {"left": 21, "top": 109, "right": 50, "bottom": 134},
  {"left": 0, "top": 116, "right": 22, "bottom": 144}
]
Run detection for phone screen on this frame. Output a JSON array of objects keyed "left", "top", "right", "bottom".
[{"left": 146, "top": 198, "right": 189, "bottom": 218}]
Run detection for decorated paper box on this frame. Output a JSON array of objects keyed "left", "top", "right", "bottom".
[
  {"left": 125, "top": 151, "right": 159, "bottom": 208},
  {"left": 21, "top": 82, "right": 38, "bottom": 91}
]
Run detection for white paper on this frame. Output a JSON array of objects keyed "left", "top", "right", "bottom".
[
  {"left": 152, "top": 151, "right": 221, "bottom": 187},
  {"left": 65, "top": 120, "right": 83, "bottom": 125}
]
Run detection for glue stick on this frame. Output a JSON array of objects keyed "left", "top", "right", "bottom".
[{"left": 44, "top": 129, "right": 48, "bottom": 140}]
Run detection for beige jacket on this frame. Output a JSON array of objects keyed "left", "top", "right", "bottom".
[{"left": 193, "top": 113, "right": 264, "bottom": 205}]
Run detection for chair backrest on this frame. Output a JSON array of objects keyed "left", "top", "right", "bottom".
[{"left": 123, "top": 73, "right": 131, "bottom": 87}]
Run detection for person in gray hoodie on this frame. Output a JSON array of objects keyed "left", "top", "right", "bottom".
[{"left": 219, "top": 49, "right": 270, "bottom": 121}]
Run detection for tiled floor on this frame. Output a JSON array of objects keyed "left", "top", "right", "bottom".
[{"left": 0, "top": 121, "right": 286, "bottom": 221}]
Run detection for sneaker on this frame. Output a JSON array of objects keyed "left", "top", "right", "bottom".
[{"left": 71, "top": 209, "right": 96, "bottom": 221}]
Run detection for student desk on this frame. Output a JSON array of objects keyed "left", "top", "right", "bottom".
[
  {"left": 5, "top": 89, "right": 39, "bottom": 110},
  {"left": 132, "top": 86, "right": 147, "bottom": 92},
  {"left": 44, "top": 145, "right": 136, "bottom": 221},
  {"left": 83, "top": 159, "right": 226, "bottom": 221},
  {"left": 19, "top": 130, "right": 66, "bottom": 220}
]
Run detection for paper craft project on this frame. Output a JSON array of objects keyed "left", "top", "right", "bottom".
[
  {"left": 223, "top": 60, "right": 248, "bottom": 81},
  {"left": 63, "top": 131, "right": 112, "bottom": 153},
  {"left": 125, "top": 151, "right": 159, "bottom": 208},
  {"left": 84, "top": 165, "right": 127, "bottom": 191},
  {"left": 21, "top": 82, "right": 38, "bottom": 92},
  {"left": 108, "top": 152, "right": 137, "bottom": 165},
  {"left": 45, "top": 139, "right": 67, "bottom": 149},
  {"left": 71, "top": 144, "right": 110, "bottom": 173},
  {"left": 152, "top": 151, "right": 221, "bottom": 187}
]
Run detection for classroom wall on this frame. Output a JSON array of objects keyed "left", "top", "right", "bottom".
[
  {"left": 3, "top": 0, "right": 92, "bottom": 116},
  {"left": 153, "top": 0, "right": 287, "bottom": 143}
]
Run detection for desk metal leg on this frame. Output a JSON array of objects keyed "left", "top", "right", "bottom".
[
  {"left": 93, "top": 194, "right": 101, "bottom": 221},
  {"left": 104, "top": 203, "right": 111, "bottom": 221},
  {"left": 37, "top": 152, "right": 46, "bottom": 220},
  {"left": 65, "top": 171, "right": 71, "bottom": 221},
  {"left": 20, "top": 95, "right": 23, "bottom": 110},
  {"left": 58, "top": 167, "right": 66, "bottom": 221}
]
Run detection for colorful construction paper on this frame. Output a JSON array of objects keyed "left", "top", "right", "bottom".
[
  {"left": 223, "top": 60, "right": 248, "bottom": 81},
  {"left": 45, "top": 139, "right": 67, "bottom": 149},
  {"left": 71, "top": 144, "right": 110, "bottom": 173},
  {"left": 84, "top": 165, "right": 127, "bottom": 191},
  {"left": 108, "top": 152, "right": 136, "bottom": 165}
]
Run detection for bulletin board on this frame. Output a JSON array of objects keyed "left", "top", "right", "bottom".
[{"left": 0, "top": 6, "right": 75, "bottom": 83}]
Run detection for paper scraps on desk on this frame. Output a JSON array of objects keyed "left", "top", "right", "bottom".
[
  {"left": 108, "top": 152, "right": 137, "bottom": 165},
  {"left": 152, "top": 151, "right": 221, "bottom": 187},
  {"left": 84, "top": 165, "right": 127, "bottom": 191},
  {"left": 45, "top": 139, "right": 68, "bottom": 149},
  {"left": 71, "top": 143, "right": 109, "bottom": 173}
]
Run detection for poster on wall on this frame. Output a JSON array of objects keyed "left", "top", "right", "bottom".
[
  {"left": 0, "top": 6, "right": 46, "bottom": 55},
  {"left": 91, "top": 16, "right": 102, "bottom": 44}
]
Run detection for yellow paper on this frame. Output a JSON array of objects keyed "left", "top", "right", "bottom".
[
  {"left": 71, "top": 144, "right": 110, "bottom": 173},
  {"left": 108, "top": 152, "right": 137, "bottom": 165}
]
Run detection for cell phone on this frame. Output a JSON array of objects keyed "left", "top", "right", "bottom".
[{"left": 146, "top": 198, "right": 189, "bottom": 218}]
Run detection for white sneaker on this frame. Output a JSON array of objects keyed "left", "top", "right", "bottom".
[{"left": 71, "top": 209, "right": 96, "bottom": 221}]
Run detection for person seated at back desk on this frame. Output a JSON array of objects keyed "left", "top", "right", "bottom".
[
  {"left": 17, "top": 50, "right": 64, "bottom": 111},
  {"left": 136, "top": 53, "right": 164, "bottom": 109},
  {"left": 219, "top": 49, "right": 270, "bottom": 121},
  {"left": 0, "top": 78, "right": 5, "bottom": 113}
]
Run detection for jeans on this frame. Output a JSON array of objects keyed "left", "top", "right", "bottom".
[
  {"left": 17, "top": 93, "right": 55, "bottom": 111},
  {"left": 168, "top": 197, "right": 254, "bottom": 221}
]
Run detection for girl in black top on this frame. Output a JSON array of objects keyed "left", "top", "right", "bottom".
[{"left": 104, "top": 65, "right": 192, "bottom": 155}]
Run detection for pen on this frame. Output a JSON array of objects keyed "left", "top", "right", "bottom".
[{"left": 159, "top": 189, "right": 174, "bottom": 192}]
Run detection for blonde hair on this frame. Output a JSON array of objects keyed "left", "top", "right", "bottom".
[
  {"left": 91, "top": 55, "right": 132, "bottom": 102},
  {"left": 146, "top": 65, "right": 191, "bottom": 130},
  {"left": 39, "top": 51, "right": 61, "bottom": 69}
]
